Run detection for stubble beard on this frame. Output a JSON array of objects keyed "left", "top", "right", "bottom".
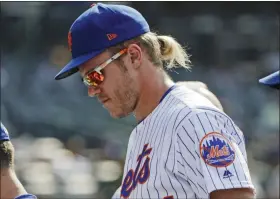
[{"left": 110, "top": 75, "right": 139, "bottom": 119}]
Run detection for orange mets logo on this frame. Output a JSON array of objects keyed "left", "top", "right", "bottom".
[
  {"left": 68, "top": 31, "right": 72, "bottom": 52},
  {"left": 121, "top": 144, "right": 152, "bottom": 199},
  {"left": 200, "top": 132, "right": 235, "bottom": 168}
]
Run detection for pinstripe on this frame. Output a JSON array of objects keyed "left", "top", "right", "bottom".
[
  {"left": 196, "top": 114, "right": 217, "bottom": 190},
  {"left": 211, "top": 111, "right": 248, "bottom": 185},
  {"left": 228, "top": 120, "right": 245, "bottom": 148},
  {"left": 188, "top": 177, "right": 200, "bottom": 193},
  {"left": 150, "top": 95, "right": 175, "bottom": 197},
  {"left": 153, "top": 99, "right": 170, "bottom": 197},
  {"left": 157, "top": 105, "right": 175, "bottom": 197},
  {"left": 196, "top": 168, "right": 204, "bottom": 178},
  {"left": 188, "top": 119, "right": 200, "bottom": 142},
  {"left": 138, "top": 109, "right": 154, "bottom": 199},
  {"left": 202, "top": 110, "right": 249, "bottom": 188},
  {"left": 185, "top": 179, "right": 202, "bottom": 198},
  {"left": 132, "top": 125, "right": 145, "bottom": 199},
  {"left": 204, "top": 112, "right": 214, "bottom": 131},
  {"left": 232, "top": 163, "right": 242, "bottom": 187},
  {"left": 126, "top": 127, "right": 138, "bottom": 174},
  {"left": 236, "top": 154, "right": 250, "bottom": 184},
  {"left": 182, "top": 126, "right": 195, "bottom": 144},
  {"left": 139, "top": 99, "right": 165, "bottom": 199},
  {"left": 221, "top": 129, "right": 234, "bottom": 188},
  {"left": 197, "top": 107, "right": 233, "bottom": 121},
  {"left": 215, "top": 114, "right": 219, "bottom": 127},
  {"left": 143, "top": 113, "right": 159, "bottom": 199},
  {"left": 197, "top": 183, "right": 207, "bottom": 195},
  {"left": 200, "top": 112, "right": 244, "bottom": 190},
  {"left": 160, "top": 99, "right": 183, "bottom": 198},
  {"left": 181, "top": 125, "right": 200, "bottom": 159},
  {"left": 205, "top": 112, "right": 226, "bottom": 189},
  {"left": 225, "top": 121, "right": 248, "bottom": 184},
  {"left": 141, "top": 94, "right": 175, "bottom": 197},
  {"left": 177, "top": 134, "right": 196, "bottom": 161},
  {"left": 175, "top": 109, "right": 192, "bottom": 130},
  {"left": 133, "top": 124, "right": 146, "bottom": 199},
  {"left": 177, "top": 160, "right": 184, "bottom": 168},
  {"left": 134, "top": 99, "right": 162, "bottom": 199},
  {"left": 142, "top": 93, "right": 172, "bottom": 198},
  {"left": 224, "top": 166, "right": 234, "bottom": 188},
  {"left": 178, "top": 170, "right": 186, "bottom": 177},
  {"left": 143, "top": 94, "right": 172, "bottom": 198},
  {"left": 177, "top": 150, "right": 197, "bottom": 176},
  {"left": 168, "top": 104, "right": 189, "bottom": 198},
  {"left": 198, "top": 107, "right": 245, "bottom": 142}
]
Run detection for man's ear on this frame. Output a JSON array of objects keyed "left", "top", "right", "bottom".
[{"left": 127, "top": 44, "right": 142, "bottom": 69}]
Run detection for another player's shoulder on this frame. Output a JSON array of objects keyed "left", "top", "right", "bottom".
[
  {"left": 170, "top": 84, "right": 220, "bottom": 111},
  {"left": 167, "top": 85, "right": 237, "bottom": 130},
  {"left": 14, "top": 194, "right": 37, "bottom": 199},
  {"left": 156, "top": 85, "right": 221, "bottom": 130},
  {"left": 164, "top": 84, "right": 221, "bottom": 119}
]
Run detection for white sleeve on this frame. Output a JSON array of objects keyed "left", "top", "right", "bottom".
[{"left": 175, "top": 109, "right": 255, "bottom": 198}]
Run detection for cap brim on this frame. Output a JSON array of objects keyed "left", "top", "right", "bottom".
[
  {"left": 55, "top": 49, "right": 104, "bottom": 80},
  {"left": 259, "top": 71, "right": 280, "bottom": 86}
]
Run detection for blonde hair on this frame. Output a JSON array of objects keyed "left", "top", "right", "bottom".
[{"left": 111, "top": 32, "right": 191, "bottom": 70}]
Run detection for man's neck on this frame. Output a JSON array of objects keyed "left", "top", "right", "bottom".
[
  {"left": 1, "top": 169, "right": 27, "bottom": 199},
  {"left": 134, "top": 68, "right": 174, "bottom": 122}
]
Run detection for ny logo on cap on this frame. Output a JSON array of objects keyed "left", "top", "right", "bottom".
[
  {"left": 68, "top": 31, "right": 72, "bottom": 52},
  {"left": 107, "top": 33, "right": 117, "bottom": 41}
]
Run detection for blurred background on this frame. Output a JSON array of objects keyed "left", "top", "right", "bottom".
[{"left": 0, "top": 1, "right": 279, "bottom": 199}]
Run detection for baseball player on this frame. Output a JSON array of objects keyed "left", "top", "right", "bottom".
[
  {"left": 259, "top": 70, "right": 280, "bottom": 89},
  {"left": 0, "top": 123, "right": 37, "bottom": 199},
  {"left": 55, "top": 3, "right": 255, "bottom": 199}
]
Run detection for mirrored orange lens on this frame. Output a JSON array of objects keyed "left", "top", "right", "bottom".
[{"left": 85, "top": 71, "right": 104, "bottom": 86}]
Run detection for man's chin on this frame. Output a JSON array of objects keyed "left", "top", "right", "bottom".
[
  {"left": 109, "top": 110, "right": 132, "bottom": 119},
  {"left": 109, "top": 113, "right": 122, "bottom": 119}
]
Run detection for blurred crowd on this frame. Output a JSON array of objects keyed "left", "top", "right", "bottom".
[{"left": 1, "top": 2, "right": 279, "bottom": 199}]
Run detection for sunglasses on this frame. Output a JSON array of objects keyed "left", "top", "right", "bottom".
[{"left": 82, "top": 48, "right": 127, "bottom": 87}]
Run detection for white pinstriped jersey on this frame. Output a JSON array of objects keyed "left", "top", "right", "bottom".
[{"left": 112, "top": 84, "right": 255, "bottom": 199}]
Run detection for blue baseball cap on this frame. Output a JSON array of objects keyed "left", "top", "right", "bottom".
[
  {"left": 55, "top": 3, "right": 150, "bottom": 80},
  {"left": 1, "top": 122, "right": 10, "bottom": 141},
  {"left": 259, "top": 71, "right": 280, "bottom": 87},
  {"left": 14, "top": 194, "right": 37, "bottom": 199}
]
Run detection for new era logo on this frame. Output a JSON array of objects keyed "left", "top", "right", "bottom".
[
  {"left": 67, "top": 31, "right": 72, "bottom": 52},
  {"left": 223, "top": 170, "right": 234, "bottom": 178},
  {"left": 107, "top": 33, "right": 117, "bottom": 41}
]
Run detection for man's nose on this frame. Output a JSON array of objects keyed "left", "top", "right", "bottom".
[{"left": 88, "top": 86, "right": 101, "bottom": 97}]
